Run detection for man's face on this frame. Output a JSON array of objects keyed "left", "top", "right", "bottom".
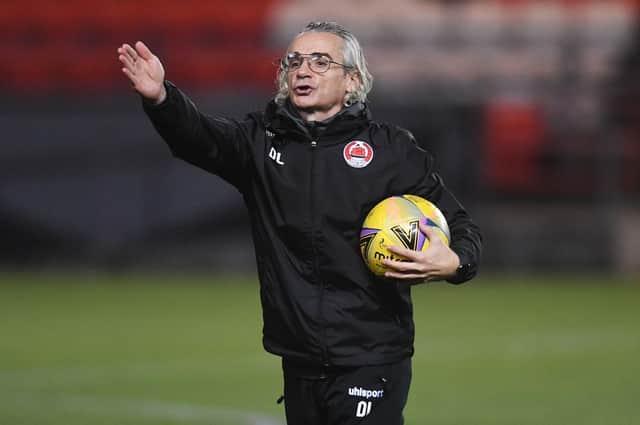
[{"left": 286, "top": 32, "right": 358, "bottom": 121}]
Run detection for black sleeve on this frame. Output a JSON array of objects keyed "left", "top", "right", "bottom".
[
  {"left": 142, "top": 81, "right": 253, "bottom": 190},
  {"left": 401, "top": 131, "right": 483, "bottom": 284}
]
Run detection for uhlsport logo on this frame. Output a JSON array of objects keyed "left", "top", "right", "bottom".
[
  {"left": 348, "top": 386, "right": 384, "bottom": 418},
  {"left": 343, "top": 141, "right": 373, "bottom": 168},
  {"left": 348, "top": 386, "right": 384, "bottom": 399}
]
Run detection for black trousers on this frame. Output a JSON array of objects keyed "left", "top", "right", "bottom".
[{"left": 281, "top": 357, "right": 412, "bottom": 425}]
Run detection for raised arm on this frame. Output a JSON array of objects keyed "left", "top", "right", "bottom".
[{"left": 116, "top": 41, "right": 253, "bottom": 190}]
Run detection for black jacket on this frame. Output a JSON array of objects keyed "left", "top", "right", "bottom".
[{"left": 143, "top": 81, "right": 482, "bottom": 366}]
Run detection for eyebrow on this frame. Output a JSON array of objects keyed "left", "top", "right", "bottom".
[{"left": 289, "top": 51, "right": 334, "bottom": 60}]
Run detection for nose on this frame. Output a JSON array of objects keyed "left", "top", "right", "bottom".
[{"left": 295, "top": 58, "right": 313, "bottom": 76}]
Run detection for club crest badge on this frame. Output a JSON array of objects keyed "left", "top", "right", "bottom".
[{"left": 343, "top": 141, "right": 373, "bottom": 168}]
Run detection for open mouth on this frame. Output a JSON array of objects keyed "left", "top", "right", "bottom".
[{"left": 294, "top": 85, "right": 313, "bottom": 96}]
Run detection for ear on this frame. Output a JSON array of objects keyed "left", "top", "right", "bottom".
[{"left": 346, "top": 70, "right": 361, "bottom": 94}]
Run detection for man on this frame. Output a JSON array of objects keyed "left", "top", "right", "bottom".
[{"left": 118, "top": 21, "right": 481, "bottom": 425}]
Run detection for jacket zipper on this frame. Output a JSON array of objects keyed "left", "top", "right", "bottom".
[{"left": 309, "top": 139, "right": 330, "bottom": 366}]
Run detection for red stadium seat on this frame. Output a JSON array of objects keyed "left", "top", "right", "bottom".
[
  {"left": 164, "top": 47, "right": 279, "bottom": 90},
  {"left": 483, "top": 100, "right": 548, "bottom": 193},
  {"left": 0, "top": 0, "right": 279, "bottom": 93}
]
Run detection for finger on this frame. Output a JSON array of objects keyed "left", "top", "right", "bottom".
[
  {"left": 384, "top": 271, "right": 426, "bottom": 280},
  {"left": 121, "top": 43, "right": 135, "bottom": 58},
  {"left": 420, "top": 222, "right": 446, "bottom": 249},
  {"left": 122, "top": 67, "right": 138, "bottom": 86},
  {"left": 419, "top": 220, "right": 430, "bottom": 235},
  {"left": 419, "top": 221, "right": 436, "bottom": 239},
  {"left": 123, "top": 44, "right": 139, "bottom": 62},
  {"left": 135, "top": 41, "right": 154, "bottom": 60},
  {"left": 118, "top": 54, "right": 136, "bottom": 73},
  {"left": 406, "top": 278, "right": 427, "bottom": 286},
  {"left": 386, "top": 244, "right": 421, "bottom": 261},
  {"left": 425, "top": 273, "right": 442, "bottom": 282},
  {"left": 382, "top": 259, "right": 422, "bottom": 273}
]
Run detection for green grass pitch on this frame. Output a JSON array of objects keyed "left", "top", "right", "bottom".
[{"left": 1, "top": 272, "right": 638, "bottom": 425}]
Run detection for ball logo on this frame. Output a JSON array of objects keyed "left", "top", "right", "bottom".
[{"left": 343, "top": 141, "right": 373, "bottom": 168}]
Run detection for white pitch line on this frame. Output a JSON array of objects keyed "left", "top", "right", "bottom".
[
  {"left": 0, "top": 357, "right": 279, "bottom": 387},
  {"left": 4, "top": 392, "right": 284, "bottom": 425},
  {"left": 0, "top": 360, "right": 225, "bottom": 386}
]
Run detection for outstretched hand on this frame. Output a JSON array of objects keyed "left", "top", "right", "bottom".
[
  {"left": 117, "top": 41, "right": 166, "bottom": 104},
  {"left": 382, "top": 221, "right": 460, "bottom": 284}
]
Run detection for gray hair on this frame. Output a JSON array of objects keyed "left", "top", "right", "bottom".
[{"left": 274, "top": 21, "right": 374, "bottom": 106}]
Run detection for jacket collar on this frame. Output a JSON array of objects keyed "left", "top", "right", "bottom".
[{"left": 264, "top": 99, "right": 372, "bottom": 144}]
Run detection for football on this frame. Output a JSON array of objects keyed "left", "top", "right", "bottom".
[{"left": 359, "top": 195, "right": 450, "bottom": 276}]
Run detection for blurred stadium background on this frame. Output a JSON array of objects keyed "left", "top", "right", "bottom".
[{"left": 1, "top": 1, "right": 639, "bottom": 424}]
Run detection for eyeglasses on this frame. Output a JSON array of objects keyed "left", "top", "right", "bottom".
[{"left": 281, "top": 52, "right": 352, "bottom": 74}]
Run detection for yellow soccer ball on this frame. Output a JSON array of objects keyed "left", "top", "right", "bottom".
[{"left": 359, "top": 195, "right": 450, "bottom": 276}]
